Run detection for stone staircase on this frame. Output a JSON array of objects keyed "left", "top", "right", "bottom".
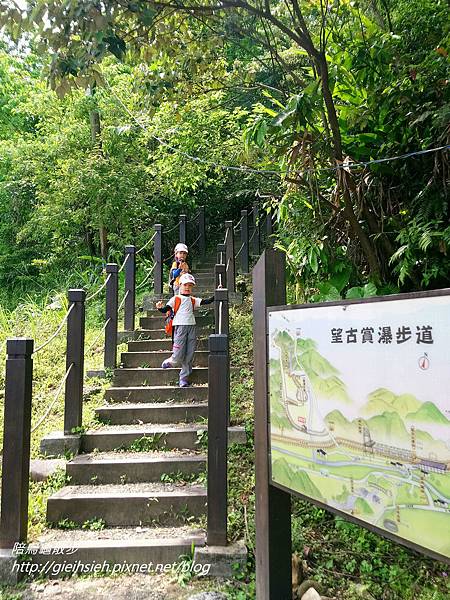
[{"left": 33, "top": 258, "right": 245, "bottom": 572}]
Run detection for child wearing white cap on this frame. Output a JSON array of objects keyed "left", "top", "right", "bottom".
[
  {"left": 169, "top": 243, "right": 190, "bottom": 295},
  {"left": 156, "top": 273, "right": 214, "bottom": 387}
]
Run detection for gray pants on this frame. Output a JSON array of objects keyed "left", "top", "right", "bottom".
[{"left": 171, "top": 325, "right": 197, "bottom": 383}]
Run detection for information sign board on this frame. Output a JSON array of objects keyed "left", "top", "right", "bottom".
[{"left": 268, "top": 291, "right": 450, "bottom": 561}]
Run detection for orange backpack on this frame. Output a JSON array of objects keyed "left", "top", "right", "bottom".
[{"left": 164, "top": 296, "right": 195, "bottom": 336}]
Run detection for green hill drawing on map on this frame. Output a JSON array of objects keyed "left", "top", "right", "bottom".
[
  {"left": 362, "top": 388, "right": 422, "bottom": 419},
  {"left": 324, "top": 407, "right": 450, "bottom": 458},
  {"left": 273, "top": 330, "right": 351, "bottom": 405},
  {"left": 365, "top": 411, "right": 411, "bottom": 444},
  {"left": 406, "top": 401, "right": 449, "bottom": 424},
  {"left": 272, "top": 458, "right": 324, "bottom": 500}
]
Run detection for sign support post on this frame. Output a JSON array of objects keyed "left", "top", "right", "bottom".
[{"left": 253, "top": 249, "right": 292, "bottom": 599}]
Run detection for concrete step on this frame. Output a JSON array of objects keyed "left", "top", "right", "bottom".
[
  {"left": 139, "top": 315, "right": 213, "bottom": 330},
  {"left": 105, "top": 386, "right": 208, "bottom": 403},
  {"left": 96, "top": 401, "right": 208, "bottom": 425},
  {"left": 146, "top": 306, "right": 213, "bottom": 318},
  {"left": 81, "top": 424, "right": 246, "bottom": 452},
  {"left": 191, "top": 277, "right": 215, "bottom": 285},
  {"left": 127, "top": 339, "right": 209, "bottom": 352},
  {"left": 143, "top": 292, "right": 243, "bottom": 311},
  {"left": 121, "top": 351, "right": 209, "bottom": 368},
  {"left": 30, "top": 527, "right": 205, "bottom": 576},
  {"left": 46, "top": 483, "right": 207, "bottom": 527},
  {"left": 113, "top": 367, "right": 208, "bottom": 387},
  {"left": 67, "top": 452, "right": 206, "bottom": 484}
]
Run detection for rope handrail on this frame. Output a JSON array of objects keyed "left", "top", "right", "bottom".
[
  {"left": 86, "top": 273, "right": 111, "bottom": 303},
  {"left": 165, "top": 220, "right": 182, "bottom": 235},
  {"left": 85, "top": 318, "right": 111, "bottom": 355},
  {"left": 219, "top": 273, "right": 223, "bottom": 288},
  {"left": 30, "top": 363, "right": 74, "bottom": 434},
  {"left": 249, "top": 227, "right": 258, "bottom": 243},
  {"left": 118, "top": 289, "right": 130, "bottom": 312},
  {"left": 235, "top": 242, "right": 245, "bottom": 259},
  {"left": 118, "top": 252, "right": 131, "bottom": 273},
  {"left": 136, "top": 231, "right": 157, "bottom": 256},
  {"left": 105, "top": 80, "right": 450, "bottom": 176},
  {"left": 190, "top": 233, "right": 201, "bottom": 248},
  {"left": 135, "top": 263, "right": 156, "bottom": 291},
  {"left": 233, "top": 216, "right": 243, "bottom": 231},
  {"left": 224, "top": 228, "right": 229, "bottom": 245},
  {"left": 226, "top": 257, "right": 231, "bottom": 271},
  {"left": 33, "top": 304, "right": 74, "bottom": 355},
  {"left": 218, "top": 301, "right": 223, "bottom": 335}
]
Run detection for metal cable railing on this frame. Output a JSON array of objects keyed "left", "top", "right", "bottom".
[
  {"left": 32, "top": 304, "right": 74, "bottom": 355},
  {"left": 30, "top": 363, "right": 74, "bottom": 434}
]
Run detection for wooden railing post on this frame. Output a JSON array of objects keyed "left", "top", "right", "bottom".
[
  {"left": 104, "top": 263, "right": 118, "bottom": 369},
  {"left": 252, "top": 200, "right": 260, "bottom": 255},
  {"left": 265, "top": 209, "right": 274, "bottom": 248},
  {"left": 207, "top": 333, "right": 229, "bottom": 546},
  {"left": 0, "top": 338, "right": 34, "bottom": 549},
  {"left": 225, "top": 220, "right": 236, "bottom": 293},
  {"left": 215, "top": 263, "right": 226, "bottom": 291},
  {"left": 64, "top": 289, "right": 86, "bottom": 435},
  {"left": 124, "top": 245, "right": 136, "bottom": 331},
  {"left": 179, "top": 214, "right": 187, "bottom": 244},
  {"left": 214, "top": 287, "right": 229, "bottom": 336},
  {"left": 198, "top": 206, "right": 206, "bottom": 257},
  {"left": 154, "top": 224, "right": 163, "bottom": 296},
  {"left": 240, "top": 209, "right": 249, "bottom": 273},
  {"left": 217, "top": 243, "right": 225, "bottom": 266},
  {"left": 253, "top": 249, "right": 291, "bottom": 599}
]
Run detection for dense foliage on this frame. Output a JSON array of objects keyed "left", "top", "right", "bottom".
[{"left": 1, "top": 0, "right": 449, "bottom": 305}]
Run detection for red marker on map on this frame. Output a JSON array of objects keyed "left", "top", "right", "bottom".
[{"left": 418, "top": 354, "right": 429, "bottom": 370}]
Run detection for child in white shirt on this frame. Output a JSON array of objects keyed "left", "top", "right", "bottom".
[{"left": 156, "top": 273, "right": 214, "bottom": 387}]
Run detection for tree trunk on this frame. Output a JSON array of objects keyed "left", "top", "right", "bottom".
[
  {"left": 314, "top": 51, "right": 381, "bottom": 280},
  {"left": 89, "top": 85, "right": 108, "bottom": 260}
]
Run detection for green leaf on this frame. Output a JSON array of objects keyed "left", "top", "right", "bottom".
[
  {"left": 346, "top": 286, "right": 363, "bottom": 299},
  {"left": 308, "top": 247, "right": 318, "bottom": 273},
  {"left": 363, "top": 282, "right": 378, "bottom": 297}
]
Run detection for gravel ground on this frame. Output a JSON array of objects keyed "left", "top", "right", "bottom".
[
  {"left": 74, "top": 450, "right": 204, "bottom": 460},
  {"left": 12, "top": 574, "right": 227, "bottom": 600},
  {"left": 38, "top": 525, "right": 206, "bottom": 542},
  {"left": 88, "top": 423, "right": 207, "bottom": 433},
  {"left": 54, "top": 482, "right": 206, "bottom": 494}
]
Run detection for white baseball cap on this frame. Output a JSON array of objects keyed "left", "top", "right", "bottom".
[
  {"left": 174, "top": 243, "right": 188, "bottom": 254},
  {"left": 179, "top": 273, "right": 196, "bottom": 285}
]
